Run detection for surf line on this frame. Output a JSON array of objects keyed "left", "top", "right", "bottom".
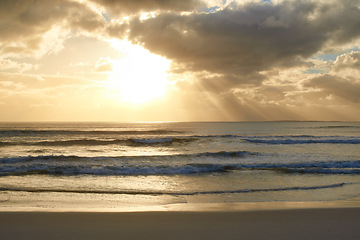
[{"left": 0, "top": 182, "right": 353, "bottom": 196}]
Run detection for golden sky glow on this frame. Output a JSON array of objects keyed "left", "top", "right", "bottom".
[{"left": 0, "top": 0, "right": 360, "bottom": 121}]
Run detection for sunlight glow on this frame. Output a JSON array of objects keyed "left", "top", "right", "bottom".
[{"left": 107, "top": 40, "right": 171, "bottom": 104}]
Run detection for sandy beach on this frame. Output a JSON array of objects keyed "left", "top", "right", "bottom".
[{"left": 1, "top": 202, "right": 360, "bottom": 240}]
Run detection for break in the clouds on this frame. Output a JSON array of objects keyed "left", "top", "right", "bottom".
[{"left": 0, "top": 0, "right": 360, "bottom": 121}]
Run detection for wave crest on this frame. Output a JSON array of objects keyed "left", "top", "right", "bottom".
[{"left": 0, "top": 153, "right": 359, "bottom": 176}]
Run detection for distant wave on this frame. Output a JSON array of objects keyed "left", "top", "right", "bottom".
[
  {"left": 294, "top": 124, "right": 360, "bottom": 130},
  {"left": 0, "top": 129, "right": 181, "bottom": 137},
  {"left": 0, "top": 139, "right": 128, "bottom": 147},
  {"left": 193, "top": 134, "right": 239, "bottom": 138},
  {"left": 0, "top": 164, "right": 230, "bottom": 177},
  {"left": 192, "top": 151, "right": 255, "bottom": 158},
  {"left": 0, "top": 150, "right": 255, "bottom": 164},
  {"left": 243, "top": 135, "right": 360, "bottom": 145},
  {"left": 241, "top": 161, "right": 360, "bottom": 174},
  {"left": 0, "top": 182, "right": 354, "bottom": 196},
  {"left": 0, "top": 154, "right": 359, "bottom": 176},
  {"left": 129, "top": 137, "right": 196, "bottom": 145},
  {"left": 37, "top": 139, "right": 128, "bottom": 146},
  {"left": 0, "top": 137, "right": 197, "bottom": 147},
  {"left": 2, "top": 133, "right": 359, "bottom": 147},
  {"left": 318, "top": 125, "right": 360, "bottom": 129},
  {"left": 130, "top": 137, "right": 173, "bottom": 144},
  {"left": 0, "top": 141, "right": 13, "bottom": 147}
]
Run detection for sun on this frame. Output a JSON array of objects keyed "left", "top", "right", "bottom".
[{"left": 107, "top": 40, "right": 171, "bottom": 104}]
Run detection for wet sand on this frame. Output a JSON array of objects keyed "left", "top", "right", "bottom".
[{"left": 1, "top": 207, "right": 359, "bottom": 240}]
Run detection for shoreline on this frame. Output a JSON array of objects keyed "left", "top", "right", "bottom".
[{"left": 1, "top": 196, "right": 360, "bottom": 212}]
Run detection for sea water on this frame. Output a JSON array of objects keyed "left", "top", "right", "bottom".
[{"left": 0, "top": 122, "right": 359, "bottom": 210}]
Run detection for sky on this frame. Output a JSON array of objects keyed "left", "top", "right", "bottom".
[{"left": 1, "top": 0, "right": 360, "bottom": 122}]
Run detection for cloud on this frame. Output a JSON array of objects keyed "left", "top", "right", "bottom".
[
  {"left": 0, "top": 0, "right": 104, "bottom": 57},
  {"left": 261, "top": 15, "right": 289, "bottom": 28},
  {"left": 109, "top": 0, "right": 360, "bottom": 90},
  {"left": 304, "top": 74, "right": 360, "bottom": 103},
  {"left": 95, "top": 57, "right": 114, "bottom": 72},
  {"left": 0, "top": 58, "right": 38, "bottom": 73},
  {"left": 333, "top": 51, "right": 360, "bottom": 72},
  {"left": 90, "top": 0, "right": 204, "bottom": 15},
  {"left": 303, "top": 50, "right": 360, "bottom": 104},
  {"left": 100, "top": 0, "right": 360, "bottom": 120}
]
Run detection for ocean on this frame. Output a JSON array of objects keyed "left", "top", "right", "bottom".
[{"left": 0, "top": 121, "right": 359, "bottom": 210}]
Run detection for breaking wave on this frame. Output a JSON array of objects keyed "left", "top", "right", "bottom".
[
  {"left": 0, "top": 150, "right": 255, "bottom": 164},
  {"left": 2, "top": 134, "right": 359, "bottom": 148},
  {"left": 0, "top": 153, "right": 358, "bottom": 176}
]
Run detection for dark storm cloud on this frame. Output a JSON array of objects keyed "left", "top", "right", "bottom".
[
  {"left": 305, "top": 74, "right": 360, "bottom": 103},
  {"left": 115, "top": 0, "right": 360, "bottom": 87},
  {"left": 90, "top": 0, "right": 203, "bottom": 14}
]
